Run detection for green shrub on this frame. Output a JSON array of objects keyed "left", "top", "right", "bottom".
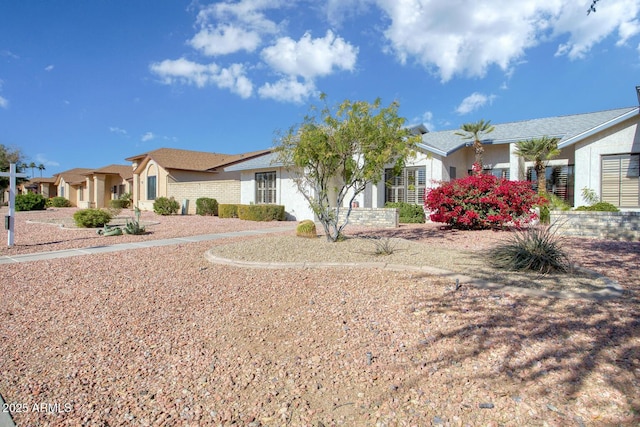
[
  {"left": 110, "top": 198, "right": 130, "bottom": 209},
  {"left": 384, "top": 202, "right": 425, "bottom": 223},
  {"left": 15, "top": 193, "right": 47, "bottom": 211},
  {"left": 539, "top": 194, "right": 572, "bottom": 224},
  {"left": 153, "top": 197, "right": 180, "bottom": 215},
  {"left": 237, "top": 204, "right": 285, "bottom": 221},
  {"left": 196, "top": 197, "right": 218, "bottom": 216},
  {"left": 296, "top": 220, "right": 317, "bottom": 238},
  {"left": 575, "top": 202, "right": 620, "bottom": 212},
  {"left": 48, "top": 196, "right": 72, "bottom": 208},
  {"left": 218, "top": 204, "right": 239, "bottom": 218},
  {"left": 488, "top": 225, "right": 570, "bottom": 274},
  {"left": 74, "top": 208, "right": 113, "bottom": 228}
]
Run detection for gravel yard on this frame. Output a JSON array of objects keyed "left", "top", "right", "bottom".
[{"left": 1, "top": 207, "right": 639, "bottom": 426}]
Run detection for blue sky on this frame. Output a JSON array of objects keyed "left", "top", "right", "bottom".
[{"left": 1, "top": 0, "right": 640, "bottom": 177}]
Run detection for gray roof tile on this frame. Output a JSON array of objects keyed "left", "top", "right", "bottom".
[{"left": 419, "top": 107, "right": 639, "bottom": 155}]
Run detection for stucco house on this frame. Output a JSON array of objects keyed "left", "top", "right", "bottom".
[
  {"left": 225, "top": 104, "right": 640, "bottom": 221},
  {"left": 17, "top": 177, "right": 58, "bottom": 198},
  {"left": 125, "top": 147, "right": 270, "bottom": 214},
  {"left": 54, "top": 168, "right": 93, "bottom": 207},
  {"left": 79, "top": 164, "right": 133, "bottom": 209}
]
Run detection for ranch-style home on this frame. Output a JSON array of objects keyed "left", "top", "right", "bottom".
[
  {"left": 225, "top": 104, "right": 640, "bottom": 221},
  {"left": 54, "top": 168, "right": 93, "bottom": 207},
  {"left": 53, "top": 165, "right": 133, "bottom": 208},
  {"left": 125, "top": 147, "right": 270, "bottom": 214},
  {"left": 80, "top": 164, "right": 133, "bottom": 209},
  {"left": 18, "top": 177, "right": 58, "bottom": 198}
]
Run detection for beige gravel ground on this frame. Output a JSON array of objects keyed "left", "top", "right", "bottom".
[{"left": 1, "top": 207, "right": 639, "bottom": 426}]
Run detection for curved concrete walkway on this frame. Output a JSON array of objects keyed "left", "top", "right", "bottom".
[
  {"left": 0, "top": 226, "right": 295, "bottom": 264},
  {"left": 204, "top": 249, "right": 623, "bottom": 301}
]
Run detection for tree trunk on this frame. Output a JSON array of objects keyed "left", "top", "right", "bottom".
[
  {"left": 473, "top": 140, "right": 484, "bottom": 174},
  {"left": 535, "top": 162, "right": 547, "bottom": 195}
]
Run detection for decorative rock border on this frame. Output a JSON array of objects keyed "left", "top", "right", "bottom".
[{"left": 204, "top": 250, "right": 623, "bottom": 301}]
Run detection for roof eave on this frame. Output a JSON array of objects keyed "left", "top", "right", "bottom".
[{"left": 558, "top": 107, "right": 640, "bottom": 149}]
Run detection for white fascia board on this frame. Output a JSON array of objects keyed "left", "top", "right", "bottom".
[{"left": 558, "top": 108, "right": 640, "bottom": 149}]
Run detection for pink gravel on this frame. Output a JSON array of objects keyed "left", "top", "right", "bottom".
[{"left": 1, "top": 208, "right": 639, "bottom": 426}]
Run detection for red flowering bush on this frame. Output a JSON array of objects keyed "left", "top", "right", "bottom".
[{"left": 424, "top": 174, "right": 544, "bottom": 229}]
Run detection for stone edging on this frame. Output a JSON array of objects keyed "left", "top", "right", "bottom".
[{"left": 204, "top": 250, "right": 623, "bottom": 301}]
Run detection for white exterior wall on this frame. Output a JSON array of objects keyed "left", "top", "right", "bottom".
[
  {"left": 573, "top": 119, "right": 640, "bottom": 207},
  {"left": 239, "top": 167, "right": 314, "bottom": 221}
]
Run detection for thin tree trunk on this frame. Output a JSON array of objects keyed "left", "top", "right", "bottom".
[{"left": 536, "top": 163, "right": 547, "bottom": 195}]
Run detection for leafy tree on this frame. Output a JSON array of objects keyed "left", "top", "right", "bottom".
[
  {"left": 28, "top": 161, "right": 36, "bottom": 178},
  {"left": 514, "top": 136, "right": 561, "bottom": 195},
  {"left": 588, "top": 0, "right": 600, "bottom": 14},
  {"left": 454, "top": 119, "right": 495, "bottom": 174},
  {"left": 38, "top": 163, "right": 45, "bottom": 177},
  {"left": 0, "top": 144, "right": 25, "bottom": 193},
  {"left": 275, "top": 95, "right": 420, "bottom": 242}
]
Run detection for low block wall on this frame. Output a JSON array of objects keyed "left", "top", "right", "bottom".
[
  {"left": 549, "top": 211, "right": 640, "bottom": 241},
  {"left": 337, "top": 208, "right": 399, "bottom": 228}
]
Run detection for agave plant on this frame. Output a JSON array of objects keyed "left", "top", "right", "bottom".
[
  {"left": 488, "top": 224, "right": 571, "bottom": 274},
  {"left": 123, "top": 218, "right": 146, "bottom": 235}
]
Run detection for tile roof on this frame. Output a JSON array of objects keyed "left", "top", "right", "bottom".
[
  {"left": 54, "top": 168, "right": 93, "bottom": 185},
  {"left": 224, "top": 151, "right": 282, "bottom": 172},
  {"left": 125, "top": 147, "right": 271, "bottom": 172},
  {"left": 419, "top": 107, "right": 639, "bottom": 155},
  {"left": 87, "top": 164, "right": 134, "bottom": 180},
  {"left": 28, "top": 177, "right": 57, "bottom": 184}
]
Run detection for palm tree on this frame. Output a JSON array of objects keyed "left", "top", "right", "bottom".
[
  {"left": 514, "top": 136, "right": 561, "bottom": 195},
  {"left": 38, "top": 163, "right": 45, "bottom": 177},
  {"left": 28, "top": 161, "right": 36, "bottom": 178},
  {"left": 455, "top": 119, "right": 495, "bottom": 174}
]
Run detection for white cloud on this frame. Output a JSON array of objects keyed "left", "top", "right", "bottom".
[
  {"left": 261, "top": 30, "right": 358, "bottom": 79},
  {"left": 109, "top": 127, "right": 129, "bottom": 137},
  {"left": 371, "top": 0, "right": 640, "bottom": 81},
  {"left": 44, "top": 65, "right": 54, "bottom": 72},
  {"left": 456, "top": 92, "right": 496, "bottom": 115},
  {"left": 416, "top": 111, "right": 435, "bottom": 131},
  {"left": 258, "top": 77, "right": 317, "bottom": 103},
  {"left": 35, "top": 154, "right": 60, "bottom": 167},
  {"left": 141, "top": 132, "right": 155, "bottom": 142},
  {"left": 149, "top": 58, "right": 253, "bottom": 98},
  {"left": 189, "top": 25, "right": 262, "bottom": 56},
  {"left": 189, "top": 0, "right": 284, "bottom": 57},
  {"left": 0, "top": 95, "right": 7, "bottom": 109}
]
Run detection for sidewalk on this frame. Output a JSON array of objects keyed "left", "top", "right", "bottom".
[{"left": 0, "top": 226, "right": 294, "bottom": 264}]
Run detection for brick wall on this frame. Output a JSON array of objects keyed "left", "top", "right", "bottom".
[
  {"left": 168, "top": 181, "right": 241, "bottom": 214},
  {"left": 549, "top": 211, "right": 640, "bottom": 241},
  {"left": 336, "top": 208, "right": 399, "bottom": 228}
]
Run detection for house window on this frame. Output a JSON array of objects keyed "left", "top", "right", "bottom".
[
  {"left": 449, "top": 167, "right": 456, "bottom": 180},
  {"left": 78, "top": 186, "right": 83, "bottom": 201},
  {"left": 601, "top": 154, "right": 639, "bottom": 208},
  {"left": 385, "top": 167, "right": 426, "bottom": 204},
  {"left": 255, "top": 171, "right": 276, "bottom": 204},
  {"left": 147, "top": 175, "right": 157, "bottom": 200},
  {"left": 60, "top": 187, "right": 65, "bottom": 198},
  {"left": 527, "top": 165, "right": 575, "bottom": 205},
  {"left": 490, "top": 168, "right": 510, "bottom": 180}
]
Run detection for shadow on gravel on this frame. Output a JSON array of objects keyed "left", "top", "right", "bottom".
[{"left": 405, "top": 290, "right": 640, "bottom": 424}]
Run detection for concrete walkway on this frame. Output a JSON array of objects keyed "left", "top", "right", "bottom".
[{"left": 0, "top": 226, "right": 294, "bottom": 265}]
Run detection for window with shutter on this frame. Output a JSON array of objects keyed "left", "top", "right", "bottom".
[{"left": 602, "top": 154, "right": 640, "bottom": 208}]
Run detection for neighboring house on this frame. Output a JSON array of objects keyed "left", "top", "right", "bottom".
[
  {"left": 224, "top": 152, "right": 316, "bottom": 221},
  {"left": 408, "top": 105, "right": 640, "bottom": 210},
  {"left": 226, "top": 103, "right": 640, "bottom": 220},
  {"left": 54, "top": 168, "right": 93, "bottom": 207},
  {"left": 79, "top": 164, "right": 133, "bottom": 209},
  {"left": 23, "top": 177, "right": 58, "bottom": 198},
  {"left": 125, "top": 147, "right": 270, "bottom": 214}
]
